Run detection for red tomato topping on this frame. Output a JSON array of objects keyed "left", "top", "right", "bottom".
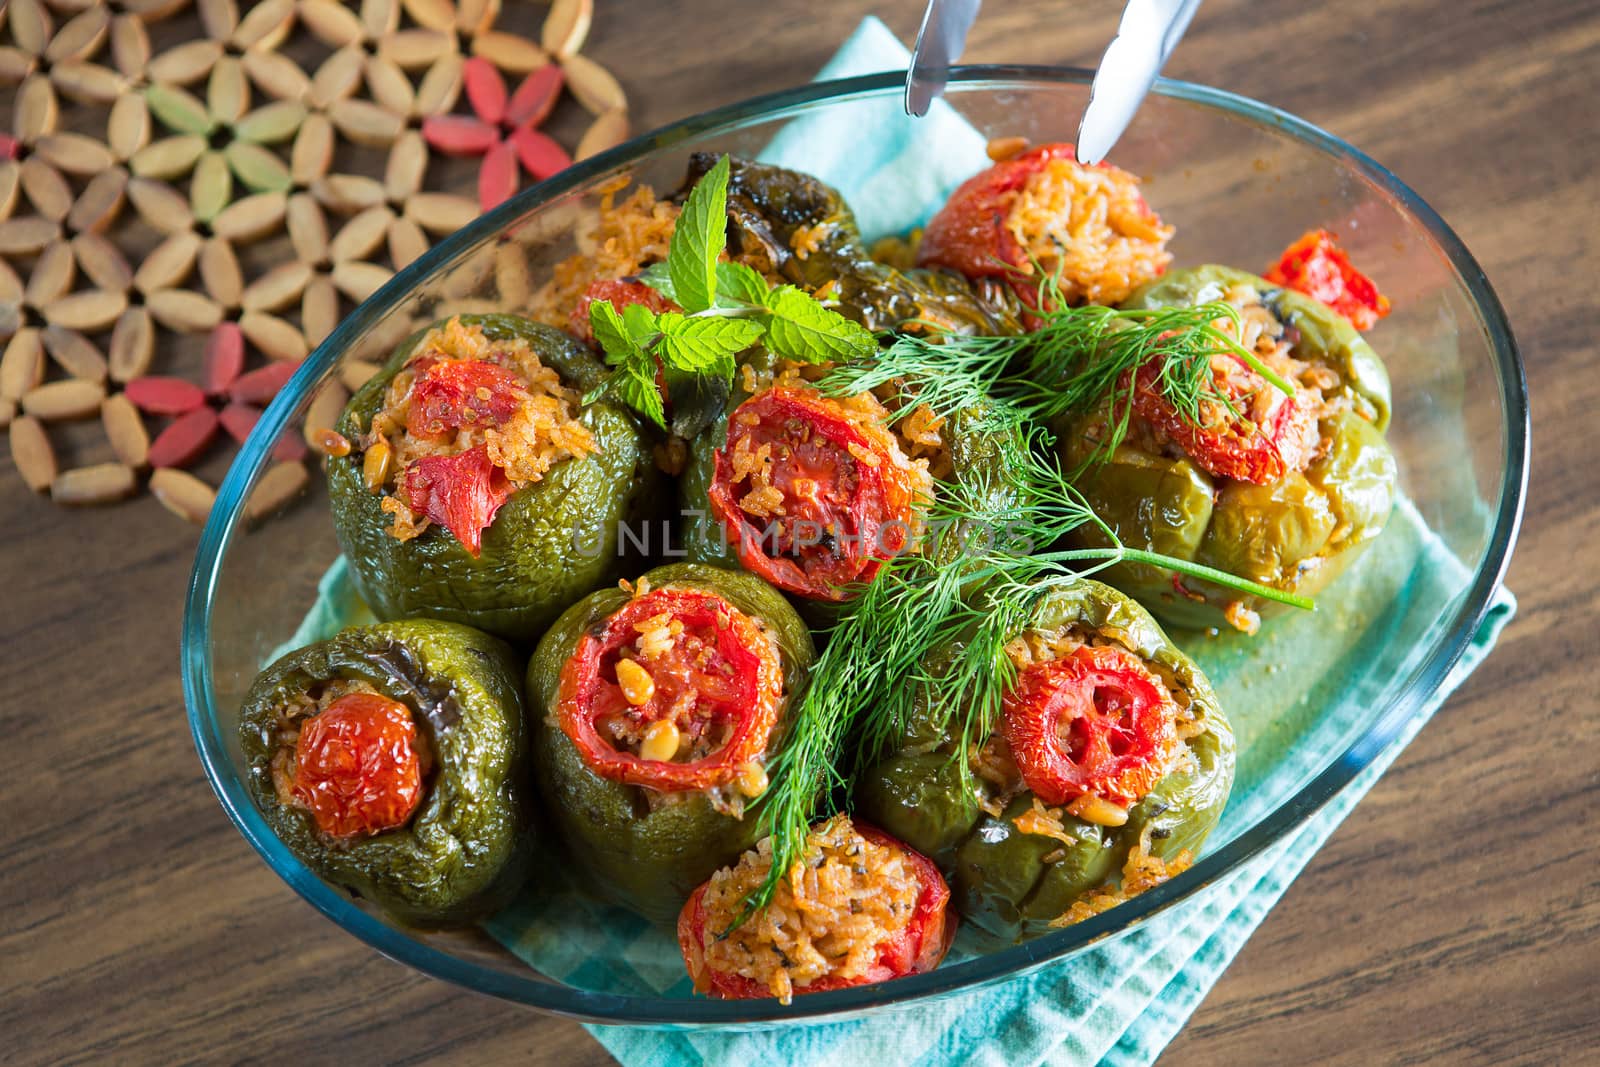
[
  {"left": 569, "top": 278, "right": 679, "bottom": 343},
  {"left": 557, "top": 586, "right": 784, "bottom": 792},
  {"left": 402, "top": 444, "right": 514, "bottom": 556},
  {"left": 676, "top": 823, "right": 954, "bottom": 1000},
  {"left": 917, "top": 144, "right": 1070, "bottom": 306},
  {"left": 1264, "top": 229, "right": 1392, "bottom": 331},
  {"left": 1128, "top": 355, "right": 1320, "bottom": 485},
  {"left": 916, "top": 142, "right": 1165, "bottom": 315},
  {"left": 1002, "top": 645, "right": 1178, "bottom": 807},
  {"left": 291, "top": 693, "right": 425, "bottom": 839},
  {"left": 406, "top": 356, "right": 530, "bottom": 439},
  {"left": 707, "top": 387, "right": 918, "bottom": 602}
]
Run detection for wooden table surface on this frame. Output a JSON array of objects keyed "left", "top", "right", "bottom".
[{"left": 4, "top": 0, "right": 1596, "bottom": 1063}]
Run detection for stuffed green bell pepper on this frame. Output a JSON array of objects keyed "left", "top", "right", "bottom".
[
  {"left": 677, "top": 348, "right": 1022, "bottom": 605},
  {"left": 682, "top": 152, "right": 1023, "bottom": 337},
  {"left": 327, "top": 313, "right": 660, "bottom": 643},
  {"left": 1058, "top": 265, "right": 1397, "bottom": 633},
  {"left": 853, "top": 577, "right": 1234, "bottom": 944},
  {"left": 527, "top": 563, "right": 815, "bottom": 923},
  {"left": 239, "top": 619, "right": 533, "bottom": 927}
]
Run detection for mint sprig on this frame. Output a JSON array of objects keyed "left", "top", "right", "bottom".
[{"left": 584, "top": 155, "right": 878, "bottom": 428}]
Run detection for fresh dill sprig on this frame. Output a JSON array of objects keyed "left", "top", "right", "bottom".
[
  {"left": 736, "top": 355, "right": 1310, "bottom": 922},
  {"left": 854, "top": 292, "right": 1296, "bottom": 471}
]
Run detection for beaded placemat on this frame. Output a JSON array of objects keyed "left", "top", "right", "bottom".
[{"left": 0, "top": 0, "right": 626, "bottom": 522}]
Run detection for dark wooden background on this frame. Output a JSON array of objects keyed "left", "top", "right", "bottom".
[{"left": 4, "top": 1, "right": 1596, "bottom": 1063}]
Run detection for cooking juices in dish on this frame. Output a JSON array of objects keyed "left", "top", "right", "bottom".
[{"left": 241, "top": 141, "right": 1397, "bottom": 998}]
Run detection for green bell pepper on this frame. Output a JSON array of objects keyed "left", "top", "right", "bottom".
[
  {"left": 684, "top": 153, "right": 1024, "bottom": 336},
  {"left": 239, "top": 619, "right": 533, "bottom": 927},
  {"left": 526, "top": 563, "right": 816, "bottom": 923},
  {"left": 1060, "top": 265, "right": 1397, "bottom": 631},
  {"left": 852, "top": 577, "right": 1235, "bottom": 945},
  {"left": 327, "top": 313, "right": 662, "bottom": 644}
]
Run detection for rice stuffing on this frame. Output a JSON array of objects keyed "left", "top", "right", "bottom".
[
  {"left": 688, "top": 816, "right": 921, "bottom": 1003},
  {"left": 360, "top": 317, "right": 596, "bottom": 541},
  {"left": 1006, "top": 157, "right": 1174, "bottom": 306}
]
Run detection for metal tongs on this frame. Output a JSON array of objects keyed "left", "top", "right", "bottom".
[{"left": 905, "top": 0, "right": 1203, "bottom": 166}]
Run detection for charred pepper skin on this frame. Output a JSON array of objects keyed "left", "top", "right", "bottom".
[
  {"left": 526, "top": 563, "right": 816, "bottom": 924},
  {"left": 326, "top": 314, "right": 662, "bottom": 644},
  {"left": 682, "top": 153, "right": 1025, "bottom": 337},
  {"left": 853, "top": 578, "right": 1235, "bottom": 945},
  {"left": 239, "top": 619, "right": 534, "bottom": 928},
  {"left": 1060, "top": 265, "right": 1398, "bottom": 631}
]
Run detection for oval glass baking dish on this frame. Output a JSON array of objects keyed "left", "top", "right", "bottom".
[{"left": 183, "top": 67, "right": 1527, "bottom": 1026}]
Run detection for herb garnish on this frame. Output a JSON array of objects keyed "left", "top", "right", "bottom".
[
  {"left": 836, "top": 271, "right": 1296, "bottom": 471},
  {"left": 584, "top": 155, "right": 877, "bottom": 426},
  {"left": 737, "top": 353, "right": 1311, "bottom": 921},
  {"left": 579, "top": 162, "right": 1314, "bottom": 925}
]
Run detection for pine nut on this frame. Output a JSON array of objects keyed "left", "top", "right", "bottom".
[
  {"left": 362, "top": 437, "right": 392, "bottom": 490},
  {"left": 637, "top": 718, "right": 679, "bottom": 762},
  {"left": 1066, "top": 794, "right": 1130, "bottom": 827},
  {"left": 736, "top": 762, "right": 769, "bottom": 798},
  {"left": 615, "top": 658, "right": 655, "bottom": 706}
]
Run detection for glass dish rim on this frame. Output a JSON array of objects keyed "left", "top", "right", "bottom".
[{"left": 183, "top": 65, "right": 1529, "bottom": 1025}]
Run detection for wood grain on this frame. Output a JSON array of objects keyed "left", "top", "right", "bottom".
[{"left": 2, "top": 1, "right": 1596, "bottom": 1064}]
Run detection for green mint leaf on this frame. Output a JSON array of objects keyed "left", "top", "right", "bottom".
[
  {"left": 716, "top": 261, "right": 770, "bottom": 305},
  {"left": 621, "top": 301, "right": 660, "bottom": 346},
  {"left": 761, "top": 285, "right": 878, "bottom": 364},
  {"left": 614, "top": 359, "right": 665, "bottom": 428},
  {"left": 589, "top": 299, "right": 648, "bottom": 368},
  {"left": 637, "top": 262, "right": 677, "bottom": 302},
  {"left": 667, "top": 154, "right": 730, "bottom": 314},
  {"left": 589, "top": 299, "right": 665, "bottom": 427},
  {"left": 642, "top": 257, "right": 769, "bottom": 311},
  {"left": 656, "top": 312, "right": 763, "bottom": 379}
]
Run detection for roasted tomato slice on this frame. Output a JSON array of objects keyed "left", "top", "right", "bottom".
[
  {"left": 1001, "top": 645, "right": 1178, "bottom": 807},
  {"left": 569, "top": 278, "right": 680, "bottom": 343},
  {"left": 708, "top": 387, "right": 919, "bottom": 602},
  {"left": 916, "top": 142, "right": 1168, "bottom": 315},
  {"left": 405, "top": 357, "right": 529, "bottom": 438},
  {"left": 676, "top": 822, "right": 954, "bottom": 1000},
  {"left": 557, "top": 586, "right": 784, "bottom": 792},
  {"left": 401, "top": 444, "right": 514, "bottom": 557},
  {"left": 1265, "top": 229, "right": 1392, "bottom": 331},
  {"left": 291, "top": 692, "right": 426, "bottom": 839},
  {"left": 1128, "top": 354, "right": 1319, "bottom": 485}
]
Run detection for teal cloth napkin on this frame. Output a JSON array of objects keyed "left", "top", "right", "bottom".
[{"left": 279, "top": 17, "right": 1517, "bottom": 1065}]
